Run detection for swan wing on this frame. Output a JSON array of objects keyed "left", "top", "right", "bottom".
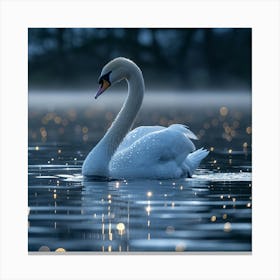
[
  {"left": 110, "top": 125, "right": 197, "bottom": 179},
  {"left": 116, "top": 125, "right": 165, "bottom": 152},
  {"left": 117, "top": 124, "right": 197, "bottom": 151}
]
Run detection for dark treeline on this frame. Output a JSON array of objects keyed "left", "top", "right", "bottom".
[{"left": 28, "top": 28, "right": 251, "bottom": 90}]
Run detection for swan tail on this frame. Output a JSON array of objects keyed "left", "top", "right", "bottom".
[{"left": 183, "top": 148, "right": 209, "bottom": 177}]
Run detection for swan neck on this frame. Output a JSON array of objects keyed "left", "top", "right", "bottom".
[
  {"left": 83, "top": 65, "right": 144, "bottom": 177},
  {"left": 102, "top": 69, "right": 144, "bottom": 154}
]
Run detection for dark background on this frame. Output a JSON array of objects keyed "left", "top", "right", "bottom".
[{"left": 28, "top": 28, "right": 251, "bottom": 91}]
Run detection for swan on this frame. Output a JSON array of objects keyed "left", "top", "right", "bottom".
[{"left": 82, "top": 57, "right": 209, "bottom": 179}]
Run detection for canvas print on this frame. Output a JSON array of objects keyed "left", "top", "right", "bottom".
[{"left": 28, "top": 28, "right": 252, "bottom": 252}]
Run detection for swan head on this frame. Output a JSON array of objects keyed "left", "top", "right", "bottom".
[{"left": 95, "top": 57, "right": 139, "bottom": 99}]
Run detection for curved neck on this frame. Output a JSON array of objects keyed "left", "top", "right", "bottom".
[
  {"left": 83, "top": 65, "right": 144, "bottom": 177},
  {"left": 100, "top": 72, "right": 144, "bottom": 156}
]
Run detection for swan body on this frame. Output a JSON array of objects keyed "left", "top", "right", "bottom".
[{"left": 82, "top": 57, "right": 209, "bottom": 179}]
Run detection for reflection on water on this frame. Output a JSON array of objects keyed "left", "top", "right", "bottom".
[
  {"left": 28, "top": 91, "right": 252, "bottom": 252},
  {"left": 28, "top": 148, "right": 251, "bottom": 252}
]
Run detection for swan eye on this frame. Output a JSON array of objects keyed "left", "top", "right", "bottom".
[{"left": 98, "top": 71, "right": 112, "bottom": 85}]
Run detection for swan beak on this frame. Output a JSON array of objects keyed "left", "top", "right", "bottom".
[{"left": 95, "top": 79, "right": 111, "bottom": 99}]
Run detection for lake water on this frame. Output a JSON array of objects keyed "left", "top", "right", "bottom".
[{"left": 28, "top": 91, "right": 252, "bottom": 252}]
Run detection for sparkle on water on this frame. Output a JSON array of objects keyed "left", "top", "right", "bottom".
[{"left": 28, "top": 91, "right": 252, "bottom": 252}]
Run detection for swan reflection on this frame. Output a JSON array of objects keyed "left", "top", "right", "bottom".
[{"left": 80, "top": 177, "right": 212, "bottom": 252}]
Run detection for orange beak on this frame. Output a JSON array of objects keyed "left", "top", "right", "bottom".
[{"left": 95, "top": 79, "right": 111, "bottom": 99}]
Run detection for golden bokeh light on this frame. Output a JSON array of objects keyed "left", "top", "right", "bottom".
[
  {"left": 175, "top": 242, "right": 187, "bottom": 252},
  {"left": 146, "top": 206, "right": 151, "bottom": 215},
  {"left": 116, "top": 223, "right": 125, "bottom": 235},
  {"left": 224, "top": 222, "right": 232, "bottom": 232},
  {"left": 243, "top": 142, "right": 248, "bottom": 148},
  {"left": 210, "top": 216, "right": 217, "bottom": 222},
  {"left": 55, "top": 247, "right": 66, "bottom": 252},
  {"left": 147, "top": 191, "right": 153, "bottom": 197},
  {"left": 82, "top": 126, "right": 88, "bottom": 134},
  {"left": 246, "top": 126, "right": 252, "bottom": 134},
  {"left": 219, "top": 106, "right": 228, "bottom": 116},
  {"left": 54, "top": 116, "right": 62, "bottom": 124}
]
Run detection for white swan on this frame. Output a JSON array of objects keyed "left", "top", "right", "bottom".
[{"left": 82, "top": 57, "right": 209, "bottom": 179}]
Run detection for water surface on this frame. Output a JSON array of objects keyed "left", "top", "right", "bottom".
[{"left": 28, "top": 91, "right": 252, "bottom": 252}]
